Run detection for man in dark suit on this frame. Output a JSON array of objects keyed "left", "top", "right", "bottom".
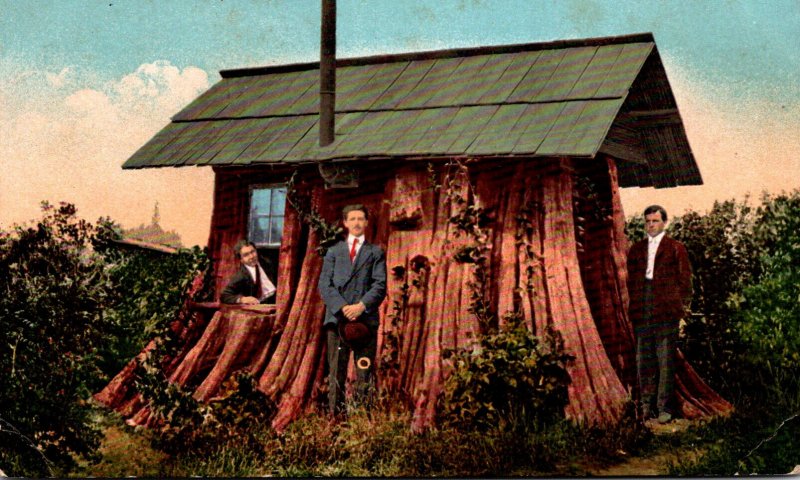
[
  {"left": 318, "top": 204, "right": 387, "bottom": 416},
  {"left": 627, "top": 205, "right": 692, "bottom": 424},
  {"left": 220, "top": 240, "right": 277, "bottom": 305}
]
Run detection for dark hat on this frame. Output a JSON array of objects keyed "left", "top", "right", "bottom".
[{"left": 338, "top": 319, "right": 371, "bottom": 347}]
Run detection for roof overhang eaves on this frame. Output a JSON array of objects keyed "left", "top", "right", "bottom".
[{"left": 220, "top": 32, "right": 656, "bottom": 78}]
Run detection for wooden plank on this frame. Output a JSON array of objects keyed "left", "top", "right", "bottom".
[
  {"left": 395, "top": 57, "right": 464, "bottom": 109},
  {"left": 341, "top": 62, "right": 408, "bottom": 111},
  {"left": 330, "top": 110, "right": 399, "bottom": 158},
  {"left": 446, "top": 52, "right": 517, "bottom": 105},
  {"left": 233, "top": 117, "right": 296, "bottom": 165},
  {"left": 370, "top": 59, "right": 437, "bottom": 110},
  {"left": 235, "top": 70, "right": 316, "bottom": 117},
  {"left": 353, "top": 110, "right": 415, "bottom": 154},
  {"left": 439, "top": 105, "right": 499, "bottom": 154},
  {"left": 530, "top": 46, "right": 598, "bottom": 102},
  {"left": 165, "top": 121, "right": 220, "bottom": 166},
  {"left": 197, "top": 77, "right": 255, "bottom": 119},
  {"left": 511, "top": 102, "right": 568, "bottom": 154},
  {"left": 184, "top": 120, "right": 240, "bottom": 166},
  {"left": 404, "top": 107, "right": 461, "bottom": 155},
  {"left": 190, "top": 120, "right": 245, "bottom": 165},
  {"left": 216, "top": 76, "right": 268, "bottom": 118},
  {"left": 336, "top": 63, "right": 386, "bottom": 110},
  {"left": 253, "top": 116, "right": 317, "bottom": 162},
  {"left": 123, "top": 122, "right": 188, "bottom": 168},
  {"left": 421, "top": 54, "right": 490, "bottom": 107},
  {"left": 548, "top": 98, "right": 625, "bottom": 156},
  {"left": 507, "top": 48, "right": 569, "bottom": 102},
  {"left": 567, "top": 44, "right": 624, "bottom": 100},
  {"left": 477, "top": 50, "right": 541, "bottom": 104},
  {"left": 593, "top": 42, "right": 653, "bottom": 98},
  {"left": 281, "top": 119, "right": 321, "bottom": 162},
  {"left": 466, "top": 104, "right": 530, "bottom": 155},
  {"left": 207, "top": 117, "right": 276, "bottom": 165},
  {"left": 385, "top": 108, "right": 452, "bottom": 155},
  {"left": 282, "top": 70, "right": 326, "bottom": 115},
  {"left": 542, "top": 100, "right": 596, "bottom": 157},
  {"left": 173, "top": 78, "right": 239, "bottom": 121}
]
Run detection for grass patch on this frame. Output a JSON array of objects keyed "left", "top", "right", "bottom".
[
  {"left": 666, "top": 408, "right": 800, "bottom": 476},
  {"left": 78, "top": 401, "right": 658, "bottom": 477}
]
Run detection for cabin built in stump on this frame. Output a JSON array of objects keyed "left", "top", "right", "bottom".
[{"left": 95, "top": 33, "right": 732, "bottom": 431}]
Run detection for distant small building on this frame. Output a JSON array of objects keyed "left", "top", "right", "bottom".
[{"left": 122, "top": 202, "right": 183, "bottom": 250}]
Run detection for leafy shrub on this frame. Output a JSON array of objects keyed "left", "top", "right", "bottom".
[
  {"left": 92, "top": 223, "right": 212, "bottom": 380},
  {"left": 667, "top": 200, "right": 760, "bottom": 396},
  {"left": 438, "top": 313, "right": 573, "bottom": 431},
  {"left": 731, "top": 191, "right": 800, "bottom": 403},
  {"left": 0, "top": 202, "right": 113, "bottom": 476},
  {"left": 134, "top": 365, "right": 275, "bottom": 456}
]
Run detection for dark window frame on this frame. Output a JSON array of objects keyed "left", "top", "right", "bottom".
[{"left": 247, "top": 184, "right": 286, "bottom": 249}]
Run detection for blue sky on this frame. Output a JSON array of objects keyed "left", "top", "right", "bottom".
[
  {"left": 2, "top": 0, "right": 798, "bottom": 246},
  {"left": 5, "top": 1, "right": 799, "bottom": 93}
]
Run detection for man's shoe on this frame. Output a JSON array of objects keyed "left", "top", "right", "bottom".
[{"left": 657, "top": 412, "right": 672, "bottom": 424}]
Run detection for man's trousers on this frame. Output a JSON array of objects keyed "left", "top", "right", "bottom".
[
  {"left": 635, "top": 280, "right": 677, "bottom": 416},
  {"left": 325, "top": 324, "right": 377, "bottom": 416}
]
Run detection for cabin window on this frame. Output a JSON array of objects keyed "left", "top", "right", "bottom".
[
  {"left": 247, "top": 185, "right": 286, "bottom": 285},
  {"left": 248, "top": 186, "right": 286, "bottom": 248}
]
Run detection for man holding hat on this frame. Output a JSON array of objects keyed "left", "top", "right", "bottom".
[{"left": 318, "top": 204, "right": 386, "bottom": 417}]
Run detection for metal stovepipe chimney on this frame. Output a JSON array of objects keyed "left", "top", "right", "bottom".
[{"left": 319, "top": 0, "right": 336, "bottom": 147}]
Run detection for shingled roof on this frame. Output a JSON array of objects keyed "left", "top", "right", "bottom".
[{"left": 123, "top": 33, "right": 702, "bottom": 188}]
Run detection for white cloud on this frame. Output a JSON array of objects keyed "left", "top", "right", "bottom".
[
  {"left": 0, "top": 60, "right": 214, "bottom": 247},
  {"left": 112, "top": 61, "right": 209, "bottom": 117},
  {"left": 46, "top": 67, "right": 72, "bottom": 88}
]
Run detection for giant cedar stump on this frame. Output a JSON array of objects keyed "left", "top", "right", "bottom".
[{"left": 96, "top": 157, "right": 731, "bottom": 430}]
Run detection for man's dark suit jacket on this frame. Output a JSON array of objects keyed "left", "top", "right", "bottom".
[
  {"left": 627, "top": 235, "right": 692, "bottom": 325},
  {"left": 220, "top": 259, "right": 276, "bottom": 304},
  {"left": 318, "top": 239, "right": 387, "bottom": 328}
]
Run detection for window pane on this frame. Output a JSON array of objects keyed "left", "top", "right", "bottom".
[
  {"left": 271, "top": 188, "right": 286, "bottom": 216},
  {"left": 251, "top": 189, "right": 271, "bottom": 216},
  {"left": 269, "top": 216, "right": 284, "bottom": 245},
  {"left": 249, "top": 216, "right": 270, "bottom": 245}
]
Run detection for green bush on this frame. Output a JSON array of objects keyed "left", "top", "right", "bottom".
[
  {"left": 92, "top": 223, "right": 211, "bottom": 380},
  {"left": 134, "top": 366, "right": 275, "bottom": 456},
  {"left": 0, "top": 202, "right": 113, "bottom": 476},
  {"left": 667, "top": 200, "right": 760, "bottom": 397},
  {"left": 731, "top": 191, "right": 800, "bottom": 404},
  {"left": 438, "top": 313, "right": 573, "bottom": 432}
]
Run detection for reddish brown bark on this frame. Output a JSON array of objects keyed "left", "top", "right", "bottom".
[{"left": 96, "top": 157, "right": 730, "bottom": 431}]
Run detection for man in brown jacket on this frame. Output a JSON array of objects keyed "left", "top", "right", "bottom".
[{"left": 627, "top": 205, "right": 692, "bottom": 424}]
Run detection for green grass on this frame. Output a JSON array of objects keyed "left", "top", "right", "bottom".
[
  {"left": 77, "top": 401, "right": 662, "bottom": 477},
  {"left": 76, "top": 393, "right": 800, "bottom": 477}
]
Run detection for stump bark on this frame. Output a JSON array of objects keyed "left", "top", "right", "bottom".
[{"left": 95, "top": 157, "right": 731, "bottom": 430}]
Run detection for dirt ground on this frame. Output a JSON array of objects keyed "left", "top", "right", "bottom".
[{"left": 589, "top": 418, "right": 701, "bottom": 476}]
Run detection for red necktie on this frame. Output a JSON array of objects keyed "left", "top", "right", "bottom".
[{"left": 350, "top": 238, "right": 358, "bottom": 262}]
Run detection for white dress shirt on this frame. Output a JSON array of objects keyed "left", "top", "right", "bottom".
[
  {"left": 244, "top": 263, "right": 276, "bottom": 300},
  {"left": 347, "top": 234, "right": 365, "bottom": 260},
  {"left": 645, "top": 231, "right": 665, "bottom": 280}
]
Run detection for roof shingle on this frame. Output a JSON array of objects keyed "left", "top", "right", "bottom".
[{"left": 123, "top": 33, "right": 702, "bottom": 188}]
